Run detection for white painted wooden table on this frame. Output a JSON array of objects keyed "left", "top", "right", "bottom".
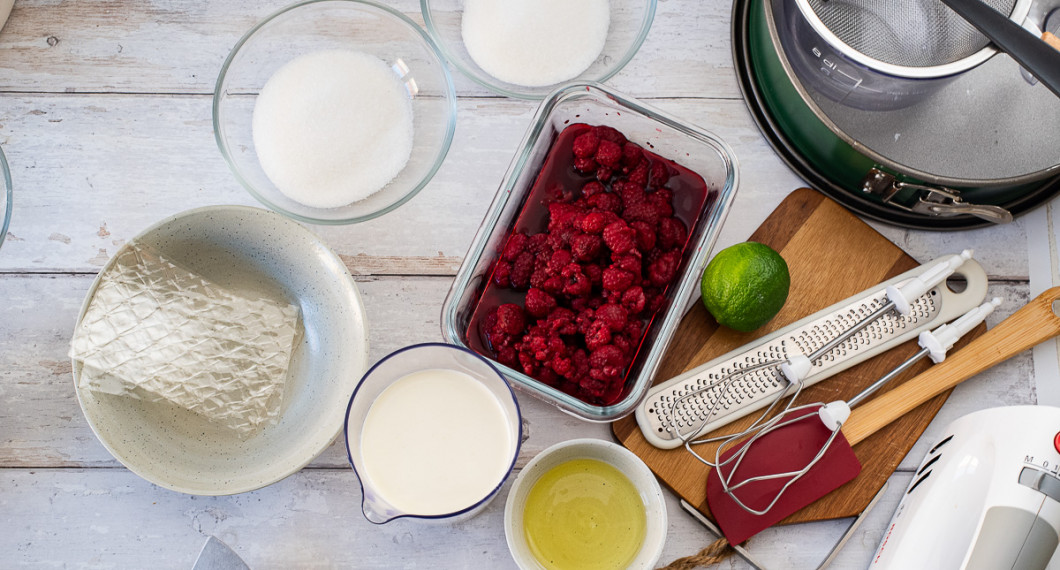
[{"left": 0, "top": 0, "right": 1042, "bottom": 568}]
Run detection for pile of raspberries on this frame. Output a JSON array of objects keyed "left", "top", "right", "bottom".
[{"left": 482, "top": 125, "right": 693, "bottom": 405}]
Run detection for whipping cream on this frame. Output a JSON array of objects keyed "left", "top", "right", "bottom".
[
  {"left": 359, "top": 368, "right": 514, "bottom": 515},
  {"left": 252, "top": 49, "right": 414, "bottom": 209},
  {"left": 461, "top": 0, "right": 610, "bottom": 87}
]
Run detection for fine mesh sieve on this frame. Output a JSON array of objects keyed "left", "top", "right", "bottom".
[{"left": 803, "top": 0, "right": 1021, "bottom": 68}]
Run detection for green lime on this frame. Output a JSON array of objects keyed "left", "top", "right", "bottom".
[{"left": 700, "top": 242, "right": 790, "bottom": 332}]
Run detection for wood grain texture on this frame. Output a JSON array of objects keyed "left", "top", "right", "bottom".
[
  {"left": 0, "top": 0, "right": 739, "bottom": 98},
  {"left": 612, "top": 189, "right": 980, "bottom": 525}
]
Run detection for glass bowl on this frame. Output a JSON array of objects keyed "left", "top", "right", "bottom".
[
  {"left": 503, "top": 438, "right": 667, "bottom": 569},
  {"left": 421, "top": 0, "right": 657, "bottom": 99},
  {"left": 0, "top": 145, "right": 10, "bottom": 251},
  {"left": 343, "top": 343, "right": 522, "bottom": 524},
  {"left": 440, "top": 82, "right": 740, "bottom": 422},
  {"left": 214, "top": 0, "right": 457, "bottom": 225}
]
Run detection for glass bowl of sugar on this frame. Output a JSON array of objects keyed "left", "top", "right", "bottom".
[
  {"left": 214, "top": 0, "right": 457, "bottom": 224},
  {"left": 421, "top": 0, "right": 657, "bottom": 100}
]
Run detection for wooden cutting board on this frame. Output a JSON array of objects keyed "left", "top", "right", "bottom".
[{"left": 611, "top": 188, "right": 983, "bottom": 526}]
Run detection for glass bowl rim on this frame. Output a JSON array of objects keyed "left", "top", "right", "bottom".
[
  {"left": 342, "top": 342, "right": 524, "bottom": 524},
  {"left": 0, "top": 145, "right": 11, "bottom": 250},
  {"left": 420, "top": 0, "right": 659, "bottom": 100},
  {"left": 213, "top": 0, "right": 458, "bottom": 225}
]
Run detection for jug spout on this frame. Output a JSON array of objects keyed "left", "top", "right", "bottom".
[{"left": 361, "top": 491, "right": 402, "bottom": 524}]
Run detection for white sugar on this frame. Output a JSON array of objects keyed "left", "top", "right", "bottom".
[
  {"left": 252, "top": 49, "right": 414, "bottom": 209},
  {"left": 461, "top": 0, "right": 610, "bottom": 88}
]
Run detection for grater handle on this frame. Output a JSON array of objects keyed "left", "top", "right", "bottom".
[{"left": 843, "top": 287, "right": 1060, "bottom": 446}]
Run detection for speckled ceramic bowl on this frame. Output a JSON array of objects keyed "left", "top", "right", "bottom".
[{"left": 72, "top": 206, "right": 369, "bottom": 495}]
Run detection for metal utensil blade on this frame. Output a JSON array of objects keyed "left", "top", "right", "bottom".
[{"left": 192, "top": 536, "right": 249, "bottom": 570}]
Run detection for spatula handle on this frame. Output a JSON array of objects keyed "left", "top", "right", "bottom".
[{"left": 843, "top": 286, "right": 1060, "bottom": 446}]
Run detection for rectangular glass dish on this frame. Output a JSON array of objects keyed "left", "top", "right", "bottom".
[{"left": 441, "top": 82, "right": 739, "bottom": 422}]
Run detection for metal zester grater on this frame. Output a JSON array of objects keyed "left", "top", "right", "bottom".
[{"left": 634, "top": 255, "right": 989, "bottom": 450}]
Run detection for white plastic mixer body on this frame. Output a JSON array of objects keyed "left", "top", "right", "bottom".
[{"left": 871, "top": 405, "right": 1060, "bottom": 569}]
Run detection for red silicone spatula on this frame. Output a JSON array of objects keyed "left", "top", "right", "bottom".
[{"left": 706, "top": 286, "right": 1060, "bottom": 545}]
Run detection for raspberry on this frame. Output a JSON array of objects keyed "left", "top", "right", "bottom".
[
  {"left": 621, "top": 286, "right": 647, "bottom": 314},
  {"left": 614, "top": 180, "right": 645, "bottom": 206},
  {"left": 574, "top": 156, "right": 597, "bottom": 173},
  {"left": 595, "top": 165, "right": 613, "bottom": 183},
  {"left": 603, "top": 221, "right": 637, "bottom": 254},
  {"left": 493, "top": 303, "right": 526, "bottom": 336},
  {"left": 547, "top": 307, "right": 578, "bottom": 336},
  {"left": 612, "top": 333, "right": 633, "bottom": 356},
  {"left": 628, "top": 161, "right": 650, "bottom": 187},
  {"left": 625, "top": 321, "right": 643, "bottom": 342},
  {"left": 542, "top": 275, "right": 564, "bottom": 296},
  {"left": 496, "top": 345, "right": 518, "bottom": 367},
  {"left": 612, "top": 252, "right": 642, "bottom": 274},
  {"left": 587, "top": 192, "right": 623, "bottom": 214},
  {"left": 649, "top": 160, "right": 671, "bottom": 188},
  {"left": 548, "top": 202, "right": 584, "bottom": 232},
  {"left": 658, "top": 217, "right": 688, "bottom": 250},
  {"left": 647, "top": 190, "right": 674, "bottom": 219},
  {"left": 593, "top": 125, "right": 627, "bottom": 146},
  {"left": 561, "top": 263, "right": 593, "bottom": 297},
  {"left": 524, "top": 288, "right": 556, "bottom": 318},
  {"left": 572, "top": 130, "right": 600, "bottom": 158},
  {"left": 492, "top": 260, "right": 512, "bottom": 287},
  {"left": 595, "top": 139, "right": 622, "bottom": 168},
  {"left": 589, "top": 345, "right": 625, "bottom": 374},
  {"left": 595, "top": 303, "right": 629, "bottom": 332},
  {"left": 530, "top": 263, "right": 548, "bottom": 289},
  {"left": 510, "top": 251, "right": 534, "bottom": 289},
  {"left": 527, "top": 233, "right": 549, "bottom": 254},
  {"left": 623, "top": 201, "right": 663, "bottom": 225},
  {"left": 570, "top": 233, "right": 603, "bottom": 261},
  {"left": 502, "top": 232, "right": 529, "bottom": 261},
  {"left": 580, "top": 211, "right": 617, "bottom": 235},
  {"left": 547, "top": 249, "right": 573, "bottom": 274},
  {"left": 622, "top": 143, "right": 643, "bottom": 168},
  {"left": 647, "top": 249, "right": 682, "bottom": 287},
  {"left": 550, "top": 356, "right": 574, "bottom": 377},
  {"left": 581, "top": 180, "right": 606, "bottom": 198},
  {"left": 603, "top": 267, "right": 636, "bottom": 292},
  {"left": 585, "top": 320, "right": 613, "bottom": 351},
  {"left": 583, "top": 263, "right": 604, "bottom": 286},
  {"left": 630, "top": 220, "right": 656, "bottom": 252},
  {"left": 644, "top": 287, "right": 667, "bottom": 314}
]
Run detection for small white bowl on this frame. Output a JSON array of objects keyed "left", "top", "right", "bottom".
[
  {"left": 72, "top": 206, "right": 370, "bottom": 495},
  {"left": 504, "top": 438, "right": 667, "bottom": 569}
]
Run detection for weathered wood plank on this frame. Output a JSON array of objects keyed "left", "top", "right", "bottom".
[
  {"left": 0, "top": 0, "right": 739, "bottom": 99},
  {"left": 0, "top": 465, "right": 884, "bottom": 570},
  {"left": 0, "top": 94, "right": 1030, "bottom": 277},
  {"left": 0, "top": 272, "right": 1032, "bottom": 473}
]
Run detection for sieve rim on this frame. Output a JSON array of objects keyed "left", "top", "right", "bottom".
[{"left": 792, "top": 0, "right": 1032, "bottom": 79}]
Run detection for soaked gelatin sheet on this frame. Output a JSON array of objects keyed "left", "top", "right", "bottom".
[{"left": 70, "top": 242, "right": 300, "bottom": 436}]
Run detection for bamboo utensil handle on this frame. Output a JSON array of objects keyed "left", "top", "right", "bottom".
[
  {"left": 844, "top": 286, "right": 1060, "bottom": 446},
  {"left": 1045, "top": 31, "right": 1060, "bottom": 51}
]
